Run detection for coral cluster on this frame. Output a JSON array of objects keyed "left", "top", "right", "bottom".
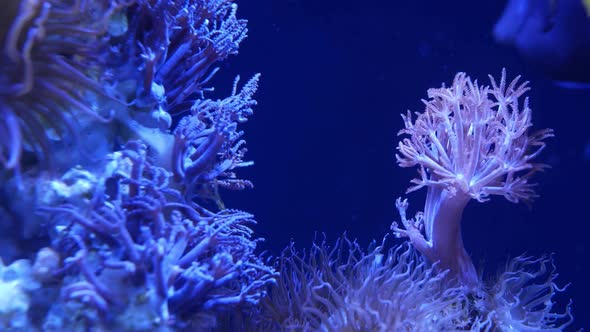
[
  {"left": 37, "top": 141, "right": 275, "bottom": 330},
  {"left": 0, "top": 0, "right": 276, "bottom": 330},
  {"left": 257, "top": 236, "right": 572, "bottom": 331},
  {"left": 0, "top": 0, "right": 251, "bottom": 174}
]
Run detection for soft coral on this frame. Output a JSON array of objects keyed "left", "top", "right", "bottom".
[{"left": 392, "top": 69, "right": 553, "bottom": 286}]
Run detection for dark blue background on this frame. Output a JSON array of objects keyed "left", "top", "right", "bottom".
[{"left": 218, "top": 1, "right": 589, "bottom": 329}]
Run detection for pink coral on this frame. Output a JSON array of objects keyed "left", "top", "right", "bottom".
[{"left": 392, "top": 70, "right": 553, "bottom": 286}]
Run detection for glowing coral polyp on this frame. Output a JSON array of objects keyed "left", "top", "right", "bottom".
[{"left": 393, "top": 70, "right": 553, "bottom": 286}]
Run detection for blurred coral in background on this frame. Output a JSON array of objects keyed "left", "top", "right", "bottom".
[
  {"left": 494, "top": 0, "right": 590, "bottom": 85},
  {"left": 0, "top": 0, "right": 123, "bottom": 172}
]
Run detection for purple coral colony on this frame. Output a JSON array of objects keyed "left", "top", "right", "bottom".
[{"left": 0, "top": 0, "right": 575, "bottom": 331}]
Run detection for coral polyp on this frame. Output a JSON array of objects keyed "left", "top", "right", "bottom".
[{"left": 393, "top": 70, "right": 553, "bottom": 286}]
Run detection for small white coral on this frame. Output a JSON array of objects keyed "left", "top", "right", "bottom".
[{"left": 0, "top": 258, "right": 39, "bottom": 330}]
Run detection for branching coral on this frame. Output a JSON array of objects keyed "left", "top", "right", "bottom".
[
  {"left": 38, "top": 142, "right": 276, "bottom": 330},
  {"left": 0, "top": 0, "right": 248, "bottom": 174},
  {"left": 115, "top": 0, "right": 248, "bottom": 124},
  {"left": 172, "top": 75, "right": 259, "bottom": 199},
  {"left": 392, "top": 70, "right": 553, "bottom": 286},
  {"left": 108, "top": 0, "right": 257, "bottom": 198}
]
